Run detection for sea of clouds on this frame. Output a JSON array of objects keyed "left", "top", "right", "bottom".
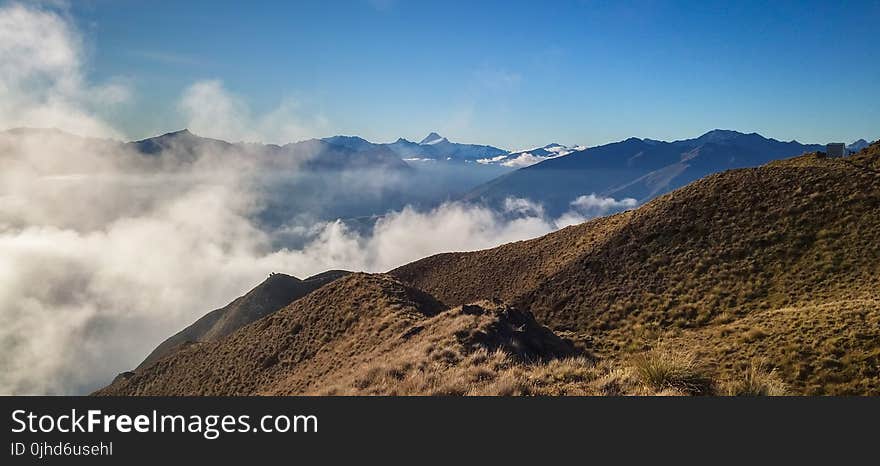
[{"left": 0, "top": 2, "right": 636, "bottom": 394}]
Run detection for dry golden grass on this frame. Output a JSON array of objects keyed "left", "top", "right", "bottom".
[
  {"left": 630, "top": 349, "right": 714, "bottom": 395},
  {"left": 99, "top": 143, "right": 880, "bottom": 396},
  {"left": 98, "top": 273, "right": 778, "bottom": 396},
  {"left": 721, "top": 362, "right": 788, "bottom": 396},
  {"left": 391, "top": 143, "right": 880, "bottom": 395},
  {"left": 665, "top": 298, "right": 880, "bottom": 395}
]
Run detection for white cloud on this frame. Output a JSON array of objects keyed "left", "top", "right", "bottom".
[
  {"left": 570, "top": 193, "right": 638, "bottom": 211},
  {"left": 476, "top": 154, "right": 508, "bottom": 164},
  {"left": 501, "top": 152, "right": 550, "bottom": 168},
  {"left": 555, "top": 194, "right": 638, "bottom": 228},
  {"left": 503, "top": 197, "right": 545, "bottom": 217},
  {"left": 0, "top": 3, "right": 130, "bottom": 138},
  {"left": 179, "top": 80, "right": 328, "bottom": 144},
  {"left": 478, "top": 145, "right": 585, "bottom": 168},
  {"left": 0, "top": 2, "right": 643, "bottom": 396},
  {"left": 0, "top": 131, "right": 635, "bottom": 395}
]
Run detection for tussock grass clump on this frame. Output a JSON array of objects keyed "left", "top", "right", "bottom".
[
  {"left": 631, "top": 350, "right": 714, "bottom": 395},
  {"left": 723, "top": 363, "right": 788, "bottom": 396}
]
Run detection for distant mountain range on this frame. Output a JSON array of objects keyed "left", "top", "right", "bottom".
[
  {"left": 132, "top": 129, "right": 411, "bottom": 172},
  {"left": 462, "top": 129, "right": 868, "bottom": 216},
  {"left": 324, "top": 132, "right": 509, "bottom": 162},
  {"left": 4, "top": 127, "right": 872, "bottom": 221},
  {"left": 0, "top": 128, "right": 510, "bottom": 228},
  {"left": 849, "top": 139, "right": 870, "bottom": 152}
]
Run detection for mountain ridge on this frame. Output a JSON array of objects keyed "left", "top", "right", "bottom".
[
  {"left": 393, "top": 142, "right": 880, "bottom": 394},
  {"left": 462, "top": 129, "right": 832, "bottom": 216},
  {"left": 135, "top": 270, "right": 351, "bottom": 371},
  {"left": 98, "top": 141, "right": 880, "bottom": 395}
]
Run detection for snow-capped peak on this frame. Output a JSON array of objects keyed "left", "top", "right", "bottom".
[
  {"left": 476, "top": 143, "right": 584, "bottom": 168},
  {"left": 419, "top": 132, "right": 447, "bottom": 145}
]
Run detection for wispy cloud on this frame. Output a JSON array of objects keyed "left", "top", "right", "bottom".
[
  {"left": 0, "top": 2, "right": 131, "bottom": 138},
  {"left": 178, "top": 79, "right": 328, "bottom": 144},
  {"left": 555, "top": 194, "right": 638, "bottom": 227}
]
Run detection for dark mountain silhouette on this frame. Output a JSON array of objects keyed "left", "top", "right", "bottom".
[
  {"left": 464, "top": 130, "right": 825, "bottom": 216},
  {"left": 130, "top": 129, "right": 230, "bottom": 155},
  {"left": 849, "top": 139, "right": 870, "bottom": 152},
  {"left": 130, "top": 129, "right": 411, "bottom": 172},
  {"left": 320, "top": 135, "right": 376, "bottom": 152}
]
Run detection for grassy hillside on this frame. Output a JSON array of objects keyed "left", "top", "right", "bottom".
[
  {"left": 100, "top": 143, "right": 880, "bottom": 395},
  {"left": 394, "top": 143, "right": 880, "bottom": 394},
  {"left": 98, "top": 274, "right": 747, "bottom": 396}
]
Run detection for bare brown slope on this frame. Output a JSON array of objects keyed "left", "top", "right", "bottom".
[
  {"left": 137, "top": 270, "right": 350, "bottom": 370},
  {"left": 96, "top": 274, "right": 579, "bottom": 396}
]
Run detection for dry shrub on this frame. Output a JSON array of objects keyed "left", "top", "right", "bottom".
[
  {"left": 532, "top": 357, "right": 594, "bottom": 383},
  {"left": 596, "top": 367, "right": 639, "bottom": 396},
  {"left": 723, "top": 362, "right": 788, "bottom": 396},
  {"left": 630, "top": 349, "right": 714, "bottom": 395}
]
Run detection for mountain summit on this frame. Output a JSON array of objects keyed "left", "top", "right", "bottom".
[
  {"left": 849, "top": 139, "right": 870, "bottom": 152},
  {"left": 419, "top": 132, "right": 447, "bottom": 145},
  {"left": 694, "top": 129, "right": 749, "bottom": 143},
  {"left": 385, "top": 133, "right": 506, "bottom": 161}
]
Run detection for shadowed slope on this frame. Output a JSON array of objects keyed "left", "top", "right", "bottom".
[
  {"left": 95, "top": 274, "right": 716, "bottom": 396},
  {"left": 97, "top": 274, "right": 446, "bottom": 395},
  {"left": 463, "top": 130, "right": 824, "bottom": 216},
  {"left": 136, "top": 270, "right": 350, "bottom": 370}
]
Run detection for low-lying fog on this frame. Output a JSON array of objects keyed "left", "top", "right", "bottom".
[{"left": 0, "top": 3, "right": 635, "bottom": 395}]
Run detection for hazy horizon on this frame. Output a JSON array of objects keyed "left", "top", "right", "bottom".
[
  {"left": 4, "top": 126, "right": 872, "bottom": 153},
  {"left": 3, "top": 0, "right": 876, "bottom": 149}
]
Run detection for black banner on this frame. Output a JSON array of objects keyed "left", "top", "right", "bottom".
[{"left": 2, "top": 396, "right": 876, "bottom": 463}]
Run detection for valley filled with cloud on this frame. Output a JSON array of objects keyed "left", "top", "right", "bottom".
[{"left": 0, "top": 3, "right": 633, "bottom": 394}]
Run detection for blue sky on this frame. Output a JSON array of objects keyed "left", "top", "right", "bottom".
[{"left": 65, "top": 0, "right": 879, "bottom": 148}]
